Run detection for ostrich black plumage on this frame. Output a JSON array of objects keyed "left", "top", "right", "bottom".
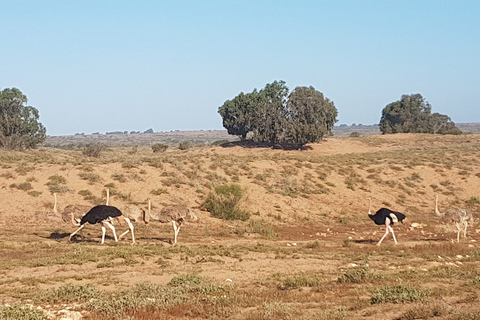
[
  {"left": 367, "top": 197, "right": 407, "bottom": 246},
  {"left": 69, "top": 205, "right": 123, "bottom": 244}
]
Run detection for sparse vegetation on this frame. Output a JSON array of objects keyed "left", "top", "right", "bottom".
[{"left": 2, "top": 132, "right": 480, "bottom": 319}]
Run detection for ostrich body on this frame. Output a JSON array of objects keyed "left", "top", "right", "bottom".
[
  {"left": 146, "top": 199, "right": 197, "bottom": 245},
  {"left": 62, "top": 204, "right": 91, "bottom": 225},
  {"left": 117, "top": 204, "right": 148, "bottom": 245},
  {"left": 53, "top": 193, "right": 91, "bottom": 225},
  {"left": 69, "top": 205, "right": 124, "bottom": 244},
  {"left": 368, "top": 197, "right": 406, "bottom": 246},
  {"left": 435, "top": 195, "right": 473, "bottom": 242}
]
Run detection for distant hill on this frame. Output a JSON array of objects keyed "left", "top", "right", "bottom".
[{"left": 43, "top": 123, "right": 480, "bottom": 148}]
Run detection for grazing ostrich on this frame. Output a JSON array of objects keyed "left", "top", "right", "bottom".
[
  {"left": 367, "top": 197, "right": 407, "bottom": 246},
  {"left": 145, "top": 199, "right": 197, "bottom": 245},
  {"left": 435, "top": 195, "right": 474, "bottom": 242},
  {"left": 52, "top": 193, "right": 90, "bottom": 225},
  {"left": 117, "top": 204, "right": 148, "bottom": 245},
  {"left": 69, "top": 205, "right": 124, "bottom": 244}
]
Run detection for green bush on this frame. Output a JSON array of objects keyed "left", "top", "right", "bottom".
[
  {"left": 201, "top": 184, "right": 251, "bottom": 221},
  {"left": 151, "top": 143, "right": 169, "bottom": 153}
]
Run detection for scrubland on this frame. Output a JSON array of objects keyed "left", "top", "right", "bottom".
[{"left": 1, "top": 133, "right": 480, "bottom": 319}]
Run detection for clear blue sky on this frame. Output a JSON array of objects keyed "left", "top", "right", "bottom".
[{"left": 1, "top": 0, "right": 479, "bottom": 135}]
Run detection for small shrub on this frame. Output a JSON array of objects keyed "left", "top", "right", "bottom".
[
  {"left": 150, "top": 188, "right": 168, "bottom": 195},
  {"left": 151, "top": 143, "right": 169, "bottom": 153},
  {"left": 0, "top": 172, "right": 15, "bottom": 179},
  {"left": 178, "top": 141, "right": 192, "bottom": 150},
  {"left": 280, "top": 272, "right": 323, "bottom": 289},
  {"left": 111, "top": 173, "right": 126, "bottom": 182},
  {"left": 349, "top": 132, "right": 361, "bottom": 137},
  {"left": 15, "top": 163, "right": 35, "bottom": 175},
  {"left": 466, "top": 197, "right": 480, "bottom": 206},
  {"left": 46, "top": 175, "right": 69, "bottom": 193},
  {"left": 10, "top": 182, "right": 33, "bottom": 191},
  {"left": 248, "top": 219, "right": 277, "bottom": 238},
  {"left": 79, "top": 172, "right": 101, "bottom": 184},
  {"left": 35, "top": 283, "right": 100, "bottom": 303},
  {"left": 0, "top": 303, "right": 46, "bottom": 320},
  {"left": 47, "top": 175, "right": 67, "bottom": 185},
  {"left": 371, "top": 284, "right": 429, "bottom": 304},
  {"left": 201, "top": 183, "right": 251, "bottom": 221},
  {"left": 338, "top": 266, "right": 382, "bottom": 283},
  {"left": 82, "top": 143, "right": 106, "bottom": 158}
]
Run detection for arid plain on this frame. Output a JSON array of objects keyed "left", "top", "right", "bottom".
[{"left": 1, "top": 132, "right": 480, "bottom": 319}]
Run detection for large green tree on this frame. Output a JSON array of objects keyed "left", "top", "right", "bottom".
[
  {"left": 218, "top": 81, "right": 338, "bottom": 147},
  {"left": 285, "top": 86, "right": 338, "bottom": 146},
  {"left": 0, "top": 88, "right": 46, "bottom": 149},
  {"left": 218, "top": 90, "right": 260, "bottom": 140},
  {"left": 379, "top": 94, "right": 461, "bottom": 134},
  {"left": 252, "top": 80, "right": 289, "bottom": 144}
]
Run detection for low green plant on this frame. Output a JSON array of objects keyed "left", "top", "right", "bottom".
[
  {"left": 15, "top": 163, "right": 35, "bottom": 175},
  {"left": 150, "top": 188, "right": 168, "bottom": 195},
  {"left": 34, "top": 283, "right": 100, "bottom": 303},
  {"left": 248, "top": 219, "right": 277, "bottom": 238},
  {"left": 201, "top": 184, "right": 251, "bottom": 221},
  {"left": 371, "top": 284, "right": 429, "bottom": 304},
  {"left": 10, "top": 182, "right": 33, "bottom": 191},
  {"left": 79, "top": 172, "right": 101, "bottom": 184},
  {"left": 0, "top": 303, "right": 46, "bottom": 320},
  {"left": 111, "top": 173, "right": 126, "bottom": 182},
  {"left": 279, "top": 272, "right": 323, "bottom": 289},
  {"left": 46, "top": 174, "right": 69, "bottom": 193},
  {"left": 466, "top": 197, "right": 480, "bottom": 206}
]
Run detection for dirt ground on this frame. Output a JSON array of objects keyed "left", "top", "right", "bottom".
[{"left": 1, "top": 133, "right": 480, "bottom": 319}]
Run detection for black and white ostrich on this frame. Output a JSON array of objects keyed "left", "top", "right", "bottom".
[
  {"left": 69, "top": 205, "right": 124, "bottom": 244},
  {"left": 367, "top": 197, "right": 407, "bottom": 246}
]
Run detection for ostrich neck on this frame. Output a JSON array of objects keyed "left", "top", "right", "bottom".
[
  {"left": 435, "top": 197, "right": 444, "bottom": 217},
  {"left": 368, "top": 198, "right": 372, "bottom": 215},
  {"left": 53, "top": 193, "right": 58, "bottom": 215}
]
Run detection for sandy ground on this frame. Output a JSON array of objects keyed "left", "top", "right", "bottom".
[{"left": 1, "top": 133, "right": 480, "bottom": 319}]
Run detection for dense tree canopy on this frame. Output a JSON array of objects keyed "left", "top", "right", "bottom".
[
  {"left": 251, "top": 81, "right": 289, "bottom": 144},
  {"left": 218, "top": 81, "right": 338, "bottom": 147},
  {"left": 285, "top": 86, "right": 338, "bottom": 145},
  {"left": 218, "top": 90, "right": 260, "bottom": 140},
  {"left": 379, "top": 94, "right": 461, "bottom": 135},
  {"left": 0, "top": 88, "right": 46, "bottom": 149}
]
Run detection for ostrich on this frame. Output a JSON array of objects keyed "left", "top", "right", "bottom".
[
  {"left": 53, "top": 193, "right": 91, "bottom": 225},
  {"left": 145, "top": 199, "right": 197, "bottom": 245},
  {"left": 434, "top": 195, "right": 474, "bottom": 242},
  {"left": 69, "top": 205, "right": 124, "bottom": 244},
  {"left": 117, "top": 204, "right": 148, "bottom": 245},
  {"left": 367, "top": 197, "right": 407, "bottom": 246}
]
